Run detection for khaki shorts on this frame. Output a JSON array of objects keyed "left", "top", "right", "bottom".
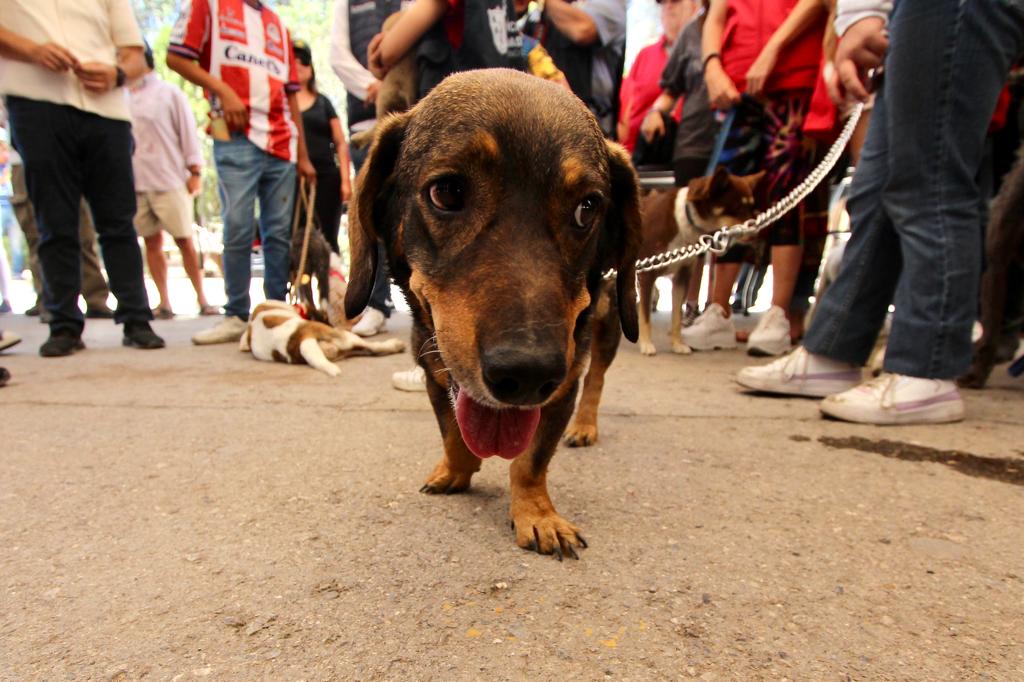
[{"left": 134, "top": 188, "right": 194, "bottom": 240}]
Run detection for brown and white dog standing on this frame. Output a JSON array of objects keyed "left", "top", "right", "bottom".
[
  {"left": 635, "top": 168, "right": 764, "bottom": 356},
  {"left": 240, "top": 301, "right": 405, "bottom": 377},
  {"left": 347, "top": 70, "right": 641, "bottom": 558}
]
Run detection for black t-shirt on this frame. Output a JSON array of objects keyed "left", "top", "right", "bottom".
[{"left": 301, "top": 94, "right": 340, "bottom": 175}]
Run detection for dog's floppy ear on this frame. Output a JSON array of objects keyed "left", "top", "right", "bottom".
[
  {"left": 604, "top": 140, "right": 642, "bottom": 343},
  {"left": 345, "top": 112, "right": 409, "bottom": 319}
]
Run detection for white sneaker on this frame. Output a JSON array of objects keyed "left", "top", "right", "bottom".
[
  {"left": 392, "top": 365, "right": 427, "bottom": 392},
  {"left": 736, "top": 346, "right": 862, "bottom": 397},
  {"left": 191, "top": 316, "right": 247, "bottom": 345},
  {"left": 820, "top": 373, "right": 965, "bottom": 425},
  {"left": 680, "top": 303, "right": 737, "bottom": 351},
  {"left": 352, "top": 307, "right": 387, "bottom": 337},
  {"left": 747, "top": 305, "right": 792, "bottom": 357}
]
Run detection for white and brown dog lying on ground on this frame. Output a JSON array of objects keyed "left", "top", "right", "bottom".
[
  {"left": 239, "top": 300, "right": 405, "bottom": 377},
  {"left": 636, "top": 167, "right": 765, "bottom": 355}
]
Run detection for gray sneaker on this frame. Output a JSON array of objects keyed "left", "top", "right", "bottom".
[{"left": 192, "top": 316, "right": 247, "bottom": 345}]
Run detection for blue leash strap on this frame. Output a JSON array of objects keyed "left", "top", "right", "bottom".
[{"left": 703, "top": 107, "right": 737, "bottom": 177}]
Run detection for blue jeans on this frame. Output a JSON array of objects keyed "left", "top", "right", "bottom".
[
  {"left": 214, "top": 135, "right": 296, "bottom": 320},
  {"left": 1, "top": 197, "right": 25, "bottom": 275},
  {"left": 804, "top": 0, "right": 1024, "bottom": 379}
]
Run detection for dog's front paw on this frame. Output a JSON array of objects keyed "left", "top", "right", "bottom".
[
  {"left": 419, "top": 460, "right": 474, "bottom": 495},
  {"left": 563, "top": 422, "right": 597, "bottom": 447},
  {"left": 671, "top": 340, "right": 692, "bottom": 355},
  {"left": 322, "top": 364, "right": 342, "bottom": 377},
  {"left": 510, "top": 505, "right": 586, "bottom": 560},
  {"left": 957, "top": 364, "right": 991, "bottom": 389},
  {"left": 639, "top": 340, "right": 657, "bottom": 356}
]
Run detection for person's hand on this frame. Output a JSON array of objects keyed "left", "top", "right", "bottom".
[
  {"left": 186, "top": 174, "right": 202, "bottom": 196},
  {"left": 705, "top": 61, "right": 741, "bottom": 111},
  {"left": 745, "top": 44, "right": 779, "bottom": 98},
  {"left": 31, "top": 42, "right": 79, "bottom": 72},
  {"left": 74, "top": 62, "right": 118, "bottom": 93},
  {"left": 219, "top": 87, "right": 249, "bottom": 131},
  {"left": 298, "top": 155, "right": 317, "bottom": 184},
  {"left": 365, "top": 80, "right": 382, "bottom": 105},
  {"left": 367, "top": 33, "right": 388, "bottom": 80},
  {"left": 829, "top": 17, "right": 888, "bottom": 103},
  {"left": 341, "top": 176, "right": 352, "bottom": 203},
  {"left": 640, "top": 109, "right": 666, "bottom": 143}
]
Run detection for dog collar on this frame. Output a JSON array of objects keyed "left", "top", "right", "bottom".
[
  {"left": 685, "top": 199, "right": 701, "bottom": 229},
  {"left": 330, "top": 269, "right": 347, "bottom": 284},
  {"left": 293, "top": 303, "right": 309, "bottom": 320}
]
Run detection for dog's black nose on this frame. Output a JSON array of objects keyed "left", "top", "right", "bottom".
[{"left": 481, "top": 346, "right": 567, "bottom": 406}]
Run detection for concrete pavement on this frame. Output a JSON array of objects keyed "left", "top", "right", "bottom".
[{"left": 1, "top": 309, "right": 1022, "bottom": 679}]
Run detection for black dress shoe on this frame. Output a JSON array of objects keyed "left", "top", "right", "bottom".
[
  {"left": 123, "top": 320, "right": 165, "bottom": 349},
  {"left": 85, "top": 306, "right": 115, "bottom": 319},
  {"left": 24, "top": 303, "right": 41, "bottom": 317},
  {"left": 0, "top": 367, "right": 9, "bottom": 387},
  {"left": 40, "top": 330, "right": 86, "bottom": 357}
]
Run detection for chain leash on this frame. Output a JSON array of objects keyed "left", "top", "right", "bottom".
[{"left": 604, "top": 102, "right": 864, "bottom": 281}]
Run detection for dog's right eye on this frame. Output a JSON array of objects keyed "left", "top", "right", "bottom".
[
  {"left": 427, "top": 177, "right": 467, "bottom": 212},
  {"left": 573, "top": 195, "right": 602, "bottom": 229}
]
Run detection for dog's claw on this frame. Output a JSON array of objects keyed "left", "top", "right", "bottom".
[
  {"left": 554, "top": 545, "right": 564, "bottom": 562},
  {"left": 419, "top": 485, "right": 430, "bottom": 493},
  {"left": 567, "top": 544, "right": 580, "bottom": 560},
  {"left": 577, "top": 534, "right": 588, "bottom": 549}
]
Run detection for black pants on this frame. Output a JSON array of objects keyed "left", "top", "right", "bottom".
[
  {"left": 313, "top": 167, "right": 343, "bottom": 252},
  {"left": 7, "top": 97, "right": 150, "bottom": 334}
]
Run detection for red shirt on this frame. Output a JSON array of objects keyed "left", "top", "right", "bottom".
[
  {"left": 620, "top": 37, "right": 680, "bottom": 153},
  {"left": 169, "top": 0, "right": 300, "bottom": 162},
  {"left": 720, "top": 0, "right": 825, "bottom": 95}
]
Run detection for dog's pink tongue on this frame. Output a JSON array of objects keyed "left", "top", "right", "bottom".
[{"left": 455, "top": 391, "right": 541, "bottom": 460}]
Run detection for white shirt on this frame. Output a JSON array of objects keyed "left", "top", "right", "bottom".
[
  {"left": 0, "top": 0, "right": 144, "bottom": 122},
  {"left": 330, "top": 0, "right": 377, "bottom": 104},
  {"left": 835, "top": 0, "right": 892, "bottom": 37},
  {"left": 329, "top": 0, "right": 413, "bottom": 133}
]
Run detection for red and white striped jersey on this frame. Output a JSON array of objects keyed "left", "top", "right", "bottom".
[{"left": 169, "top": 0, "right": 300, "bottom": 162}]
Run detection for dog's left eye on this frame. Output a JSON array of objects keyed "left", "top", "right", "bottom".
[
  {"left": 573, "top": 195, "right": 601, "bottom": 229},
  {"left": 427, "top": 177, "right": 467, "bottom": 212}
]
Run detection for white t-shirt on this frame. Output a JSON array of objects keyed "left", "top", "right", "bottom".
[{"left": 0, "top": 0, "right": 143, "bottom": 122}]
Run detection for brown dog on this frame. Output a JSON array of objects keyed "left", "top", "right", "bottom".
[
  {"left": 634, "top": 169, "right": 764, "bottom": 356},
  {"left": 350, "top": 12, "right": 417, "bottom": 149},
  {"left": 346, "top": 70, "right": 640, "bottom": 558},
  {"left": 960, "top": 144, "right": 1024, "bottom": 388}
]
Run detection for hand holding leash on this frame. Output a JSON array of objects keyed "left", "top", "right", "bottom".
[{"left": 831, "top": 17, "right": 889, "bottom": 103}]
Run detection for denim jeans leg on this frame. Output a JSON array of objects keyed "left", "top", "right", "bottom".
[
  {"left": 80, "top": 113, "right": 151, "bottom": 324},
  {"left": 215, "top": 137, "right": 262, "bottom": 320},
  {"left": 802, "top": 90, "right": 902, "bottom": 365},
  {"left": 257, "top": 156, "right": 296, "bottom": 303},
  {"left": 881, "top": 0, "right": 1024, "bottom": 379}
]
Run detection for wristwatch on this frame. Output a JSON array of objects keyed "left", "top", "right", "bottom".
[{"left": 115, "top": 67, "right": 127, "bottom": 88}]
